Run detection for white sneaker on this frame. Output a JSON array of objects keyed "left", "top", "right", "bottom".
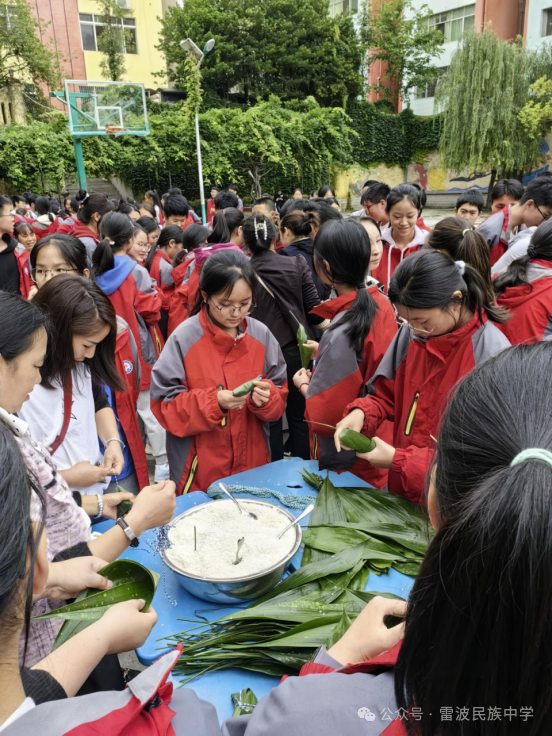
[{"left": 154, "top": 462, "right": 170, "bottom": 481}]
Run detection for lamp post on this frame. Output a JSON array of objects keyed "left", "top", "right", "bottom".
[{"left": 180, "top": 37, "right": 215, "bottom": 225}]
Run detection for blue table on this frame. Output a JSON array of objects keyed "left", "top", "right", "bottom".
[{"left": 100, "top": 458, "right": 415, "bottom": 722}]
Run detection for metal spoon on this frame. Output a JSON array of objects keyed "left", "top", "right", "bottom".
[
  {"left": 277, "top": 504, "right": 315, "bottom": 540},
  {"left": 219, "top": 482, "right": 258, "bottom": 520},
  {"left": 233, "top": 537, "right": 245, "bottom": 565}
]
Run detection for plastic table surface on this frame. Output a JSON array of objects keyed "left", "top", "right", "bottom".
[{"left": 98, "top": 458, "right": 415, "bottom": 723}]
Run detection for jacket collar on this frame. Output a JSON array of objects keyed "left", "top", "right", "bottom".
[
  {"left": 310, "top": 290, "right": 357, "bottom": 320},
  {"left": 199, "top": 304, "right": 248, "bottom": 356},
  {"left": 413, "top": 310, "right": 484, "bottom": 361}
]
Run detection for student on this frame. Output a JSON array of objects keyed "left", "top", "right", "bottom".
[
  {"left": 494, "top": 218, "right": 552, "bottom": 344},
  {"left": 490, "top": 177, "right": 524, "bottom": 215},
  {"left": 138, "top": 202, "right": 157, "bottom": 220},
  {"left": 274, "top": 189, "right": 287, "bottom": 214},
  {"left": 406, "top": 182, "right": 430, "bottom": 232},
  {"left": 372, "top": 184, "right": 430, "bottom": 292},
  {"left": 151, "top": 249, "right": 287, "bottom": 494},
  {"left": 454, "top": 188, "right": 484, "bottom": 224},
  {"left": 359, "top": 215, "right": 385, "bottom": 281},
  {"left": 478, "top": 176, "right": 552, "bottom": 269},
  {"left": 208, "top": 207, "right": 244, "bottom": 247},
  {"left": 426, "top": 217, "right": 494, "bottom": 302},
  {"left": 318, "top": 185, "right": 336, "bottom": 199},
  {"left": 136, "top": 216, "right": 160, "bottom": 247},
  {"left": 244, "top": 214, "right": 324, "bottom": 460},
  {"left": 116, "top": 201, "right": 141, "bottom": 223},
  {"left": 293, "top": 219, "right": 397, "bottom": 488},
  {"left": 167, "top": 225, "right": 208, "bottom": 335},
  {"left": 92, "top": 212, "right": 169, "bottom": 482},
  {"left": 126, "top": 225, "right": 149, "bottom": 266},
  {"left": 145, "top": 189, "right": 163, "bottom": 224},
  {"left": 25, "top": 193, "right": 38, "bottom": 220},
  {"left": 214, "top": 189, "right": 239, "bottom": 212},
  {"left": 280, "top": 210, "right": 329, "bottom": 299},
  {"left": 206, "top": 186, "right": 220, "bottom": 225},
  {"left": 72, "top": 193, "right": 114, "bottom": 262},
  {"left": 0, "top": 195, "right": 32, "bottom": 297},
  {"left": 29, "top": 234, "right": 89, "bottom": 287},
  {"left": 13, "top": 221, "right": 36, "bottom": 255},
  {"left": 62, "top": 196, "right": 73, "bottom": 217},
  {"left": 228, "top": 184, "right": 244, "bottom": 211},
  {"left": 29, "top": 197, "right": 60, "bottom": 241},
  {"left": 163, "top": 194, "right": 193, "bottom": 229},
  {"left": 292, "top": 188, "right": 303, "bottom": 200},
  {"left": 359, "top": 183, "right": 390, "bottom": 225},
  {"left": 11, "top": 194, "right": 26, "bottom": 211},
  {"left": 309, "top": 189, "right": 318, "bottom": 199},
  {"left": 335, "top": 249, "right": 510, "bottom": 503},
  {"left": 252, "top": 196, "right": 279, "bottom": 223},
  {"left": 146, "top": 224, "right": 184, "bottom": 339}
]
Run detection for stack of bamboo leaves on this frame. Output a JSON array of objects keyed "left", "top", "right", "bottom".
[{"left": 165, "top": 472, "right": 432, "bottom": 686}]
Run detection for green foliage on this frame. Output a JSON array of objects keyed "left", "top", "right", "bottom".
[
  {"left": 94, "top": 0, "right": 129, "bottom": 81},
  {"left": 436, "top": 29, "right": 539, "bottom": 174},
  {"left": 0, "top": 0, "right": 62, "bottom": 90},
  {"left": 182, "top": 56, "right": 202, "bottom": 117},
  {"left": 519, "top": 76, "right": 552, "bottom": 137},
  {"left": 156, "top": 0, "right": 365, "bottom": 106},
  {"left": 366, "top": 0, "right": 444, "bottom": 108}
]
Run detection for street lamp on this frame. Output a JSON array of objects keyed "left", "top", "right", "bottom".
[{"left": 180, "top": 37, "right": 215, "bottom": 224}]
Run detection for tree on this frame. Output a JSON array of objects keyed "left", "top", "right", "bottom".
[
  {"left": 0, "top": 0, "right": 62, "bottom": 91},
  {"left": 94, "top": 0, "right": 132, "bottom": 81},
  {"left": 519, "top": 76, "right": 552, "bottom": 138},
  {"left": 156, "top": 0, "right": 365, "bottom": 106},
  {"left": 365, "top": 0, "right": 444, "bottom": 110},
  {"left": 436, "top": 29, "right": 539, "bottom": 202}
]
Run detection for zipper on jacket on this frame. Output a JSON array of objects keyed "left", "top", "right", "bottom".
[
  {"left": 218, "top": 384, "right": 227, "bottom": 427},
  {"left": 183, "top": 455, "right": 198, "bottom": 494},
  {"left": 404, "top": 391, "right": 420, "bottom": 437}
]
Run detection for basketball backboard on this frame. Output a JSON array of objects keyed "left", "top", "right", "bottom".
[{"left": 62, "top": 80, "right": 148, "bottom": 137}]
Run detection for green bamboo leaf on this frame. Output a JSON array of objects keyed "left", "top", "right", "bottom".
[
  {"left": 302, "top": 473, "right": 346, "bottom": 566},
  {"left": 231, "top": 688, "right": 258, "bottom": 717},
  {"left": 116, "top": 484, "right": 134, "bottom": 518},
  {"left": 325, "top": 611, "right": 352, "bottom": 649}
]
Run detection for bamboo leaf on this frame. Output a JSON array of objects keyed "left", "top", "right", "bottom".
[
  {"left": 231, "top": 688, "right": 258, "bottom": 717},
  {"left": 325, "top": 611, "right": 352, "bottom": 649}
]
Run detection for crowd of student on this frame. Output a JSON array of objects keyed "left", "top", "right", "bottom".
[{"left": 1, "top": 172, "right": 552, "bottom": 733}]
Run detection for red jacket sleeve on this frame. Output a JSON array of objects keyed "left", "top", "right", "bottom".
[
  {"left": 247, "top": 378, "right": 288, "bottom": 422},
  {"left": 132, "top": 265, "right": 162, "bottom": 326},
  {"left": 345, "top": 372, "right": 396, "bottom": 437},
  {"left": 391, "top": 446, "right": 434, "bottom": 504}
]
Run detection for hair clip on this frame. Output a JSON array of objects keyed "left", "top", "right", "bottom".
[{"left": 454, "top": 260, "right": 465, "bottom": 276}]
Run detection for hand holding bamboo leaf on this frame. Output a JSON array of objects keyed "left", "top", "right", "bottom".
[{"left": 290, "top": 311, "right": 314, "bottom": 369}]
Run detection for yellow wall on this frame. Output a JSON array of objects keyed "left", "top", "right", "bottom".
[{"left": 78, "top": 0, "right": 168, "bottom": 88}]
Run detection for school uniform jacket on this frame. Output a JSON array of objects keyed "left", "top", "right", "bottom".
[
  {"left": 149, "top": 249, "right": 174, "bottom": 311},
  {"left": 306, "top": 288, "right": 397, "bottom": 488},
  {"left": 150, "top": 306, "right": 288, "bottom": 494},
  {"left": 72, "top": 222, "right": 100, "bottom": 263},
  {"left": 346, "top": 314, "right": 511, "bottom": 503},
  {"left": 371, "top": 225, "right": 429, "bottom": 293},
  {"left": 477, "top": 205, "right": 526, "bottom": 268},
  {"left": 95, "top": 256, "right": 162, "bottom": 391},
  {"left": 167, "top": 254, "right": 195, "bottom": 336},
  {"left": 496, "top": 260, "right": 552, "bottom": 344},
  {"left": 31, "top": 215, "right": 61, "bottom": 242},
  {"left": 16, "top": 246, "right": 32, "bottom": 298},
  {"left": 114, "top": 317, "right": 149, "bottom": 490}
]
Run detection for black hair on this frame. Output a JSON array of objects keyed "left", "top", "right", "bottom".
[
  {"left": 14, "top": 221, "right": 34, "bottom": 239},
  {"left": 279, "top": 198, "right": 310, "bottom": 217},
  {"left": 309, "top": 190, "right": 318, "bottom": 197},
  {"left": 491, "top": 178, "right": 524, "bottom": 203},
  {"left": 11, "top": 194, "right": 26, "bottom": 205},
  {"left": 406, "top": 182, "right": 427, "bottom": 215},
  {"left": 314, "top": 219, "right": 379, "bottom": 352},
  {"left": 455, "top": 188, "right": 485, "bottom": 213},
  {"left": 191, "top": 249, "right": 258, "bottom": 316},
  {"left": 210, "top": 186, "right": 221, "bottom": 194},
  {"left": 172, "top": 250, "right": 189, "bottom": 267},
  {"left": 30, "top": 234, "right": 88, "bottom": 277},
  {"left": 77, "top": 189, "right": 87, "bottom": 201},
  {"left": 389, "top": 248, "right": 507, "bottom": 324},
  {"left": 0, "top": 194, "right": 11, "bottom": 210},
  {"left": 35, "top": 196, "right": 54, "bottom": 221},
  {"left": 181, "top": 224, "right": 208, "bottom": 253},
  {"left": 27, "top": 194, "right": 38, "bottom": 206},
  {"left": 228, "top": 184, "right": 239, "bottom": 193},
  {"left": 426, "top": 217, "right": 495, "bottom": 307},
  {"left": 361, "top": 183, "right": 391, "bottom": 206},
  {"left": 0, "top": 291, "right": 48, "bottom": 363},
  {"left": 139, "top": 202, "right": 156, "bottom": 219},
  {"left": 92, "top": 211, "right": 135, "bottom": 276},
  {"left": 293, "top": 188, "right": 303, "bottom": 196},
  {"left": 144, "top": 223, "right": 180, "bottom": 271},
  {"left": 318, "top": 185, "right": 336, "bottom": 198},
  {"left": 208, "top": 208, "right": 244, "bottom": 244},
  {"left": 163, "top": 194, "right": 189, "bottom": 218},
  {"left": 49, "top": 198, "right": 61, "bottom": 215},
  {"left": 70, "top": 198, "right": 80, "bottom": 214},
  {"left": 167, "top": 187, "right": 182, "bottom": 197},
  {"left": 33, "top": 274, "right": 124, "bottom": 393},
  {"left": 494, "top": 218, "right": 552, "bottom": 296},
  {"left": 242, "top": 214, "right": 277, "bottom": 255},
  {"left": 136, "top": 216, "right": 159, "bottom": 236},
  {"left": 280, "top": 209, "right": 319, "bottom": 239},
  {"left": 309, "top": 199, "right": 343, "bottom": 223},
  {"left": 117, "top": 201, "right": 140, "bottom": 217},
  {"left": 77, "top": 192, "right": 114, "bottom": 225},
  {"left": 363, "top": 179, "right": 380, "bottom": 189},
  {"left": 520, "top": 176, "right": 552, "bottom": 207},
  {"left": 146, "top": 189, "right": 161, "bottom": 208},
  {"left": 396, "top": 341, "right": 552, "bottom": 736},
  {"left": 215, "top": 190, "right": 239, "bottom": 210},
  {"left": 253, "top": 196, "right": 276, "bottom": 213},
  {"left": 386, "top": 183, "right": 420, "bottom": 215}
]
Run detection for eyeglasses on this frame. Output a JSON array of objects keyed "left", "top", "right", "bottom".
[
  {"left": 32, "top": 267, "right": 78, "bottom": 281},
  {"left": 209, "top": 298, "right": 255, "bottom": 316},
  {"left": 536, "top": 204, "right": 552, "bottom": 222}
]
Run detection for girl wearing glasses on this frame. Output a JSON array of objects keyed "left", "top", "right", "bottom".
[
  {"left": 151, "top": 249, "right": 288, "bottom": 494},
  {"left": 30, "top": 234, "right": 90, "bottom": 287},
  {"left": 335, "top": 249, "right": 510, "bottom": 504}
]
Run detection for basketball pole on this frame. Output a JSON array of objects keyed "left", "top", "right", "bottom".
[{"left": 73, "top": 138, "right": 87, "bottom": 191}]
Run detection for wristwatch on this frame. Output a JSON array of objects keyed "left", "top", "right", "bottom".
[{"left": 116, "top": 516, "right": 139, "bottom": 547}]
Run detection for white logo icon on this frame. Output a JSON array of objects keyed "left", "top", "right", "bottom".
[{"left": 357, "top": 707, "right": 376, "bottom": 722}]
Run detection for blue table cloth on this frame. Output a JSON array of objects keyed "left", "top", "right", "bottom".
[{"left": 99, "top": 458, "right": 415, "bottom": 722}]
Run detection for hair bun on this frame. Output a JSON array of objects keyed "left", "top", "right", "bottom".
[{"left": 527, "top": 246, "right": 537, "bottom": 259}]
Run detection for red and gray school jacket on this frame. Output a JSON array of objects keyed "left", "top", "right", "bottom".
[
  {"left": 149, "top": 249, "right": 174, "bottom": 312},
  {"left": 346, "top": 314, "right": 511, "bottom": 504},
  {"left": 371, "top": 225, "right": 429, "bottom": 293},
  {"left": 16, "top": 248, "right": 32, "bottom": 298},
  {"left": 477, "top": 205, "right": 527, "bottom": 267},
  {"left": 95, "top": 256, "right": 162, "bottom": 391},
  {"left": 72, "top": 222, "right": 101, "bottom": 264},
  {"left": 306, "top": 287, "right": 397, "bottom": 489},
  {"left": 150, "top": 306, "right": 288, "bottom": 494},
  {"left": 497, "top": 260, "right": 552, "bottom": 344}
]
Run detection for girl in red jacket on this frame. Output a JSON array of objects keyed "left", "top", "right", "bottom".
[
  {"left": 293, "top": 218, "right": 397, "bottom": 488},
  {"left": 72, "top": 193, "right": 114, "bottom": 263},
  {"left": 372, "top": 184, "right": 429, "bottom": 293},
  {"left": 335, "top": 249, "right": 510, "bottom": 504},
  {"left": 145, "top": 225, "right": 184, "bottom": 339},
  {"left": 495, "top": 218, "right": 552, "bottom": 344},
  {"left": 167, "top": 224, "right": 209, "bottom": 336},
  {"left": 93, "top": 212, "right": 169, "bottom": 482},
  {"left": 30, "top": 196, "right": 61, "bottom": 242},
  {"left": 151, "top": 249, "right": 288, "bottom": 494}
]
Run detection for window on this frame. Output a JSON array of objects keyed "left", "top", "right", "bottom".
[
  {"left": 415, "top": 67, "right": 448, "bottom": 100},
  {"left": 79, "top": 13, "right": 137, "bottom": 54},
  {"left": 329, "top": 0, "right": 358, "bottom": 17},
  {"left": 428, "top": 5, "right": 475, "bottom": 43},
  {"left": 0, "top": 5, "right": 16, "bottom": 30},
  {"left": 542, "top": 8, "right": 552, "bottom": 37}
]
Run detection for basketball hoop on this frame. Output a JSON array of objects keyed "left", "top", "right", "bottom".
[{"left": 105, "top": 125, "right": 126, "bottom": 135}]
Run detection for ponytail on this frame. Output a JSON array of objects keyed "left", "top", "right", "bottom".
[
  {"left": 92, "top": 211, "right": 134, "bottom": 276},
  {"left": 314, "top": 219, "right": 378, "bottom": 352},
  {"left": 389, "top": 248, "right": 508, "bottom": 325},
  {"left": 242, "top": 215, "right": 277, "bottom": 254},
  {"left": 77, "top": 192, "right": 113, "bottom": 225},
  {"left": 494, "top": 218, "right": 552, "bottom": 296},
  {"left": 427, "top": 217, "right": 495, "bottom": 307},
  {"left": 35, "top": 196, "right": 54, "bottom": 222},
  {"left": 208, "top": 210, "right": 231, "bottom": 244},
  {"left": 396, "top": 342, "right": 552, "bottom": 735},
  {"left": 280, "top": 210, "right": 320, "bottom": 239}
]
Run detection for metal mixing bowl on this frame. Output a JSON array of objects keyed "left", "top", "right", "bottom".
[{"left": 161, "top": 499, "right": 302, "bottom": 604}]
